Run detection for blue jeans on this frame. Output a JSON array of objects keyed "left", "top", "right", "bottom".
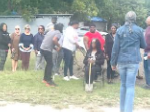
[
  {"left": 118, "top": 64, "right": 139, "bottom": 112},
  {"left": 144, "top": 53, "right": 150, "bottom": 86}
]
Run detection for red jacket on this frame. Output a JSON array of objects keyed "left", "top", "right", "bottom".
[{"left": 85, "top": 31, "right": 105, "bottom": 51}]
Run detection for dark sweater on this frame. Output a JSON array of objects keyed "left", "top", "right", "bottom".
[
  {"left": 83, "top": 50, "right": 104, "bottom": 66},
  {"left": 105, "top": 33, "right": 114, "bottom": 59},
  {"left": 34, "top": 33, "right": 44, "bottom": 51},
  {"left": 0, "top": 30, "right": 10, "bottom": 50},
  {"left": 20, "top": 33, "right": 34, "bottom": 48}
]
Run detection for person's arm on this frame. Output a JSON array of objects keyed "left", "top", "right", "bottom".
[
  {"left": 10, "top": 33, "right": 14, "bottom": 51},
  {"left": 105, "top": 34, "right": 109, "bottom": 58},
  {"left": 8, "top": 34, "right": 11, "bottom": 48},
  {"left": 33, "top": 35, "right": 38, "bottom": 54},
  {"left": 140, "top": 30, "right": 146, "bottom": 49},
  {"left": 95, "top": 52, "right": 105, "bottom": 66},
  {"left": 84, "top": 36, "right": 89, "bottom": 50},
  {"left": 98, "top": 33, "right": 105, "bottom": 51},
  {"left": 53, "top": 35, "right": 61, "bottom": 51},
  {"left": 83, "top": 51, "right": 89, "bottom": 65},
  {"left": 110, "top": 32, "right": 120, "bottom": 70},
  {"left": 19, "top": 34, "right": 26, "bottom": 50}
]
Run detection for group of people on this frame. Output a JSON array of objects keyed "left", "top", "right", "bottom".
[{"left": 0, "top": 11, "right": 150, "bottom": 112}]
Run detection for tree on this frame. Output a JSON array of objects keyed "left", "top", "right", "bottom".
[
  {"left": 0, "top": 0, "right": 148, "bottom": 27},
  {"left": 96, "top": 0, "right": 147, "bottom": 28}
]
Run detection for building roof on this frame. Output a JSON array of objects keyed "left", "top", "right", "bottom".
[
  {"left": 91, "top": 17, "right": 107, "bottom": 22},
  {"left": 0, "top": 14, "right": 73, "bottom": 18}
]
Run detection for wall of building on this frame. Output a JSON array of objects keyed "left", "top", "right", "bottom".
[{"left": 0, "top": 16, "right": 71, "bottom": 35}]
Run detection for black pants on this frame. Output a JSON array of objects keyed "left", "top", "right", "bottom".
[
  {"left": 41, "top": 49, "right": 53, "bottom": 81},
  {"left": 85, "top": 65, "right": 101, "bottom": 84},
  {"left": 107, "top": 60, "right": 115, "bottom": 80},
  {"left": 63, "top": 48, "right": 73, "bottom": 77},
  {"left": 0, "top": 49, "right": 7, "bottom": 71}
]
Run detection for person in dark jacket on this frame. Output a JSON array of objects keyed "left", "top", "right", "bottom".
[
  {"left": 34, "top": 25, "right": 45, "bottom": 70},
  {"left": 105, "top": 25, "right": 117, "bottom": 83},
  {"left": 83, "top": 39, "right": 104, "bottom": 92},
  {"left": 0, "top": 23, "right": 11, "bottom": 71},
  {"left": 19, "top": 24, "right": 34, "bottom": 70}
]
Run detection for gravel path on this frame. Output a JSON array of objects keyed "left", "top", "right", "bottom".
[{"left": 0, "top": 102, "right": 149, "bottom": 112}]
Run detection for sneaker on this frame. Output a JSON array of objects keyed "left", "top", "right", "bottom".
[
  {"left": 46, "top": 80, "right": 57, "bottom": 87},
  {"left": 54, "top": 73, "right": 59, "bottom": 76},
  {"left": 70, "top": 75, "right": 79, "bottom": 80},
  {"left": 42, "top": 80, "right": 47, "bottom": 84},
  {"left": 63, "top": 76, "right": 70, "bottom": 81}
]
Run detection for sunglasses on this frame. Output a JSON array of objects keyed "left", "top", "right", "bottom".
[{"left": 15, "top": 28, "right": 20, "bottom": 30}]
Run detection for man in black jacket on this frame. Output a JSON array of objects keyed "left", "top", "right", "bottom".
[{"left": 0, "top": 23, "right": 11, "bottom": 71}]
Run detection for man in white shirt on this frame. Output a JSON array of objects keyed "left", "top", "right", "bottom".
[{"left": 62, "top": 21, "right": 80, "bottom": 81}]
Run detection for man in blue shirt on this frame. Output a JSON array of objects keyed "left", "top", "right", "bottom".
[{"left": 34, "top": 25, "right": 45, "bottom": 70}]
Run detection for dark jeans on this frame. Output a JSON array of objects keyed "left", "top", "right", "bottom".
[
  {"left": 41, "top": 49, "right": 53, "bottom": 81},
  {"left": 144, "top": 53, "right": 150, "bottom": 86},
  {"left": 85, "top": 65, "right": 101, "bottom": 84},
  {"left": 107, "top": 60, "right": 115, "bottom": 80},
  {"left": 63, "top": 48, "right": 73, "bottom": 77},
  {"left": 0, "top": 49, "right": 8, "bottom": 71}
]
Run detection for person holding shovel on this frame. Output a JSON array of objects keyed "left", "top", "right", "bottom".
[{"left": 83, "top": 39, "right": 104, "bottom": 92}]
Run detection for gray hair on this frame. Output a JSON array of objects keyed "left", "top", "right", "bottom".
[
  {"left": 125, "top": 11, "right": 136, "bottom": 23},
  {"left": 125, "top": 11, "right": 136, "bottom": 33}
]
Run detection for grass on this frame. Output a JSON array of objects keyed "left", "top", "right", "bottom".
[{"left": 0, "top": 52, "right": 150, "bottom": 109}]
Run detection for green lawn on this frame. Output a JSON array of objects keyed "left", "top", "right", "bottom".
[{"left": 0, "top": 52, "right": 150, "bottom": 109}]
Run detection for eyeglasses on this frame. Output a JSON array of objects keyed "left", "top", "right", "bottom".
[{"left": 15, "top": 28, "right": 20, "bottom": 30}]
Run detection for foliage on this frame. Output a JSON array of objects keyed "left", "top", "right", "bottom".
[{"left": 0, "top": 0, "right": 149, "bottom": 27}]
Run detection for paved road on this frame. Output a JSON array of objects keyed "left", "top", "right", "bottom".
[{"left": 0, "top": 102, "right": 149, "bottom": 112}]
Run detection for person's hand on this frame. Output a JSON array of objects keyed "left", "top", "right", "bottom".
[
  {"left": 56, "top": 47, "right": 61, "bottom": 52},
  {"left": 112, "top": 66, "right": 117, "bottom": 71},
  {"left": 88, "top": 58, "right": 95, "bottom": 64},
  {"left": 148, "top": 53, "right": 150, "bottom": 59},
  {"left": 8, "top": 43, "right": 11, "bottom": 47},
  {"left": 106, "top": 55, "right": 109, "bottom": 61},
  {"left": 35, "top": 50, "right": 38, "bottom": 54},
  {"left": 12, "top": 48, "right": 15, "bottom": 52},
  {"left": 25, "top": 47, "right": 30, "bottom": 51}
]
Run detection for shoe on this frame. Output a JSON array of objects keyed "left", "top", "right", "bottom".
[
  {"left": 42, "top": 80, "right": 47, "bottom": 84},
  {"left": 54, "top": 73, "right": 59, "bottom": 76},
  {"left": 70, "top": 75, "right": 79, "bottom": 80},
  {"left": 46, "top": 80, "right": 57, "bottom": 87},
  {"left": 63, "top": 76, "right": 70, "bottom": 81}
]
